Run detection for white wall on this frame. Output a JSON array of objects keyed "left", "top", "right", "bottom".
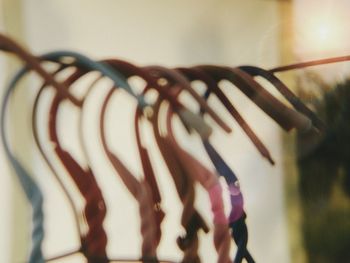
[{"left": 3, "top": 1, "right": 291, "bottom": 262}]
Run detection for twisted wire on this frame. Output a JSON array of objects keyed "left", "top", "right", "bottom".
[
  {"left": 1, "top": 70, "right": 48, "bottom": 263},
  {"left": 209, "top": 183, "right": 231, "bottom": 263},
  {"left": 174, "top": 150, "right": 231, "bottom": 263},
  {"left": 213, "top": 224, "right": 231, "bottom": 263},
  {"left": 136, "top": 181, "right": 158, "bottom": 258},
  {"left": 79, "top": 171, "right": 108, "bottom": 260},
  {"left": 135, "top": 109, "right": 165, "bottom": 246},
  {"left": 202, "top": 140, "right": 255, "bottom": 263},
  {"left": 8, "top": 156, "right": 45, "bottom": 263},
  {"left": 179, "top": 186, "right": 201, "bottom": 263}
]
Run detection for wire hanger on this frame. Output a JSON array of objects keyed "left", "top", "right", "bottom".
[
  {"left": 160, "top": 85, "right": 232, "bottom": 263},
  {"left": 1, "top": 40, "right": 168, "bottom": 262},
  {"left": 0, "top": 35, "right": 73, "bottom": 263},
  {"left": 137, "top": 82, "right": 208, "bottom": 262},
  {"left": 43, "top": 59, "right": 172, "bottom": 262},
  {"left": 239, "top": 65, "right": 325, "bottom": 132},
  {"left": 174, "top": 67, "right": 255, "bottom": 262},
  {"left": 31, "top": 63, "right": 87, "bottom": 260},
  {"left": 201, "top": 140, "right": 255, "bottom": 263},
  {"left": 99, "top": 85, "right": 159, "bottom": 261},
  {"left": 194, "top": 65, "right": 313, "bottom": 132},
  {"left": 97, "top": 58, "right": 230, "bottom": 262},
  {"left": 140, "top": 70, "right": 232, "bottom": 262},
  {"left": 32, "top": 58, "right": 179, "bottom": 263},
  {"left": 47, "top": 71, "right": 109, "bottom": 262},
  {"left": 175, "top": 67, "right": 274, "bottom": 165},
  {"left": 136, "top": 65, "right": 233, "bottom": 262},
  {"left": 2, "top": 31, "right": 343, "bottom": 263},
  {"left": 143, "top": 65, "right": 231, "bottom": 135}
]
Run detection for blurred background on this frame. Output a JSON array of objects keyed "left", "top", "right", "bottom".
[{"left": 0, "top": 0, "right": 349, "bottom": 262}]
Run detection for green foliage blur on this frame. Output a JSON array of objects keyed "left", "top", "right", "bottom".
[{"left": 297, "top": 78, "right": 350, "bottom": 262}]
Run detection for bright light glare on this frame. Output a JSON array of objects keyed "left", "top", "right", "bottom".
[
  {"left": 301, "top": 18, "right": 343, "bottom": 54},
  {"left": 294, "top": 0, "right": 350, "bottom": 81},
  {"left": 295, "top": 9, "right": 348, "bottom": 56}
]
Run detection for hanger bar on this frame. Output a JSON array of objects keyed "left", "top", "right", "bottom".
[{"left": 269, "top": 55, "right": 350, "bottom": 73}]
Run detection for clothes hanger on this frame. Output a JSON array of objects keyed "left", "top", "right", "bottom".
[
  {"left": 0, "top": 37, "right": 228, "bottom": 262},
  {"left": 267, "top": 55, "right": 350, "bottom": 124},
  {"left": 31, "top": 63, "right": 85, "bottom": 259},
  {"left": 100, "top": 59, "right": 169, "bottom": 249},
  {"left": 99, "top": 59, "right": 235, "bottom": 254},
  {"left": 201, "top": 140, "right": 255, "bottom": 263},
  {"left": 55, "top": 57, "right": 211, "bottom": 262},
  {"left": 99, "top": 60, "right": 230, "bottom": 139},
  {"left": 144, "top": 94, "right": 207, "bottom": 263},
  {"left": 97, "top": 59, "right": 231, "bottom": 262},
  {"left": 238, "top": 65, "right": 325, "bottom": 132},
  {"left": 136, "top": 67, "right": 225, "bottom": 262},
  {"left": 134, "top": 107, "right": 165, "bottom": 245},
  {"left": 32, "top": 61, "right": 178, "bottom": 263},
  {"left": 95, "top": 58, "right": 234, "bottom": 262},
  {"left": 0, "top": 34, "right": 87, "bottom": 263},
  {"left": 43, "top": 61, "right": 167, "bottom": 262},
  {"left": 142, "top": 65, "right": 231, "bottom": 135},
  {"left": 0, "top": 34, "right": 79, "bottom": 105},
  {"left": 99, "top": 85, "right": 159, "bottom": 261},
  {"left": 98, "top": 58, "right": 225, "bottom": 261},
  {"left": 193, "top": 65, "right": 312, "bottom": 133},
  {"left": 27, "top": 54, "right": 224, "bottom": 262},
  {"left": 47, "top": 71, "right": 109, "bottom": 262},
  {"left": 147, "top": 97, "right": 210, "bottom": 263},
  {"left": 2, "top": 29, "right": 340, "bottom": 262},
  {"left": 137, "top": 70, "right": 232, "bottom": 262},
  {"left": 101, "top": 59, "right": 203, "bottom": 136},
  {"left": 174, "top": 67, "right": 255, "bottom": 262},
  {"left": 1, "top": 46, "right": 157, "bottom": 262},
  {"left": 157, "top": 86, "right": 232, "bottom": 263},
  {"left": 8, "top": 63, "right": 111, "bottom": 263},
  {"left": 175, "top": 67, "right": 275, "bottom": 165}
]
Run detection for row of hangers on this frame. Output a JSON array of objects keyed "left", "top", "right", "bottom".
[{"left": 1, "top": 33, "right": 347, "bottom": 263}]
